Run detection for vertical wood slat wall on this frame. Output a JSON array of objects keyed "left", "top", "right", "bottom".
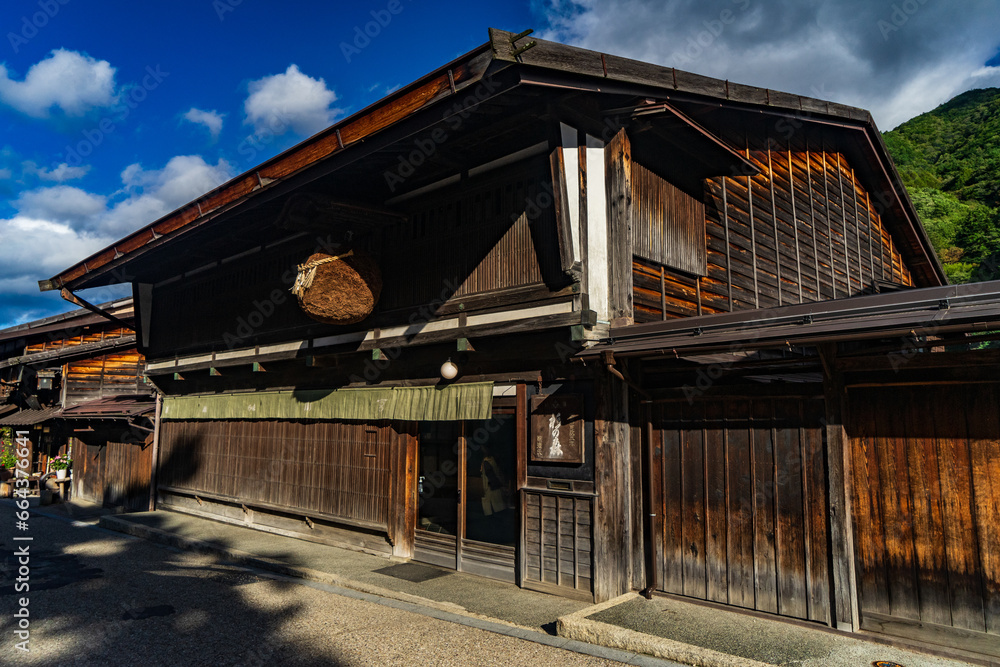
[
  {"left": 631, "top": 162, "right": 706, "bottom": 276},
  {"left": 71, "top": 436, "right": 153, "bottom": 512},
  {"left": 633, "top": 134, "right": 916, "bottom": 323},
  {"left": 652, "top": 398, "right": 831, "bottom": 625},
  {"left": 848, "top": 385, "right": 1000, "bottom": 654},
  {"left": 157, "top": 420, "right": 396, "bottom": 530},
  {"left": 523, "top": 490, "right": 593, "bottom": 598},
  {"left": 377, "top": 156, "right": 561, "bottom": 309}
]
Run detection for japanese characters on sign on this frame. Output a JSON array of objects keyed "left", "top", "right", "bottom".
[{"left": 530, "top": 393, "right": 584, "bottom": 464}]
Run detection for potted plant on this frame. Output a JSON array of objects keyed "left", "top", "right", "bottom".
[
  {"left": 0, "top": 436, "right": 16, "bottom": 483},
  {"left": 50, "top": 454, "right": 71, "bottom": 479}
]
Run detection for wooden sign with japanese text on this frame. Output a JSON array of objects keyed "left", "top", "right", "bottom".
[{"left": 530, "top": 393, "right": 584, "bottom": 463}]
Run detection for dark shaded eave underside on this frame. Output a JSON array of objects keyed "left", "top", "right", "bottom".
[
  {"left": 579, "top": 281, "right": 1000, "bottom": 359},
  {"left": 44, "top": 28, "right": 944, "bottom": 292}
]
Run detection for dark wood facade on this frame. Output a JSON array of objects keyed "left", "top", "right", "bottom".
[{"left": 0, "top": 300, "right": 155, "bottom": 510}]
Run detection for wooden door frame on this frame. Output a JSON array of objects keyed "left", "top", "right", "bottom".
[{"left": 410, "top": 401, "right": 522, "bottom": 579}]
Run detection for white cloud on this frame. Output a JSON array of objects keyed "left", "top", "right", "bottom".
[
  {"left": 244, "top": 64, "right": 342, "bottom": 137},
  {"left": 183, "top": 107, "right": 225, "bottom": 139},
  {"left": 0, "top": 49, "right": 118, "bottom": 118},
  {"left": 0, "top": 216, "right": 112, "bottom": 291},
  {"left": 15, "top": 186, "right": 107, "bottom": 226},
  {"left": 22, "top": 161, "right": 91, "bottom": 182},
  {"left": 0, "top": 154, "right": 235, "bottom": 308},
  {"left": 535, "top": 0, "right": 1000, "bottom": 129},
  {"left": 102, "top": 155, "right": 234, "bottom": 236}
]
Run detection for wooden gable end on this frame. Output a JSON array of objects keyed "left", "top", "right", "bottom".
[{"left": 632, "top": 129, "right": 918, "bottom": 323}]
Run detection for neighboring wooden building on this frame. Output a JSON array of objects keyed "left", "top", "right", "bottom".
[
  {"left": 0, "top": 299, "right": 156, "bottom": 510},
  {"left": 40, "top": 29, "right": 1000, "bottom": 661}
]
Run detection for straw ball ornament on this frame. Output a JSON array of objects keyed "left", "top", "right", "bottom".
[{"left": 291, "top": 250, "right": 382, "bottom": 325}]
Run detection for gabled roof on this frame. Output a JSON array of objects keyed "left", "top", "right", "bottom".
[
  {"left": 41, "top": 28, "right": 945, "bottom": 293},
  {"left": 0, "top": 297, "right": 133, "bottom": 344}
]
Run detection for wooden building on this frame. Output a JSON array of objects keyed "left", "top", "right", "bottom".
[
  {"left": 40, "top": 29, "right": 1000, "bottom": 660},
  {"left": 0, "top": 299, "right": 156, "bottom": 510}
]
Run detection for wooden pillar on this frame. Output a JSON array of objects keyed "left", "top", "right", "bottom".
[
  {"left": 605, "top": 129, "right": 633, "bottom": 327},
  {"left": 819, "top": 344, "right": 860, "bottom": 631},
  {"left": 147, "top": 393, "right": 162, "bottom": 511},
  {"left": 391, "top": 421, "right": 417, "bottom": 559},
  {"left": 593, "top": 366, "right": 632, "bottom": 601}
]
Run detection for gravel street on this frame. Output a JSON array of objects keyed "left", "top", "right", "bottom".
[{"left": 1, "top": 510, "right": 626, "bottom": 666}]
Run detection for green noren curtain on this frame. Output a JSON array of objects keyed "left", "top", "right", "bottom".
[{"left": 161, "top": 382, "right": 493, "bottom": 422}]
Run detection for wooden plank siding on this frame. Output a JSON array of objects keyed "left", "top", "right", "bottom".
[
  {"left": 847, "top": 385, "right": 1000, "bottom": 656},
  {"left": 380, "top": 156, "right": 563, "bottom": 309},
  {"left": 522, "top": 490, "right": 594, "bottom": 600},
  {"left": 24, "top": 327, "right": 131, "bottom": 354},
  {"left": 63, "top": 350, "right": 147, "bottom": 408},
  {"left": 651, "top": 398, "right": 830, "bottom": 624},
  {"left": 157, "top": 419, "right": 400, "bottom": 536},
  {"left": 23, "top": 327, "right": 148, "bottom": 407},
  {"left": 632, "top": 131, "right": 914, "bottom": 323},
  {"left": 71, "top": 436, "right": 154, "bottom": 512}
]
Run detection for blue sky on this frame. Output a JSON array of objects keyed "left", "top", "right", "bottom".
[{"left": 1, "top": 0, "right": 999, "bottom": 329}]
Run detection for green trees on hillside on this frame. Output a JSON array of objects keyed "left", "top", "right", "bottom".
[{"left": 884, "top": 88, "right": 1000, "bottom": 283}]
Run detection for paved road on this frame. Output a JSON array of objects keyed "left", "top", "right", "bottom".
[{"left": 1, "top": 511, "right": 626, "bottom": 666}]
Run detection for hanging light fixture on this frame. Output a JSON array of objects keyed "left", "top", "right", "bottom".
[{"left": 440, "top": 358, "right": 458, "bottom": 380}]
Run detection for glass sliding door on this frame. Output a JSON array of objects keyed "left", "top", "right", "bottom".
[
  {"left": 414, "top": 422, "right": 461, "bottom": 568},
  {"left": 463, "top": 414, "right": 516, "bottom": 547},
  {"left": 413, "top": 410, "right": 519, "bottom": 582}
]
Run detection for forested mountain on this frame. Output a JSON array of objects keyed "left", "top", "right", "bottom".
[{"left": 883, "top": 88, "right": 1000, "bottom": 283}]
